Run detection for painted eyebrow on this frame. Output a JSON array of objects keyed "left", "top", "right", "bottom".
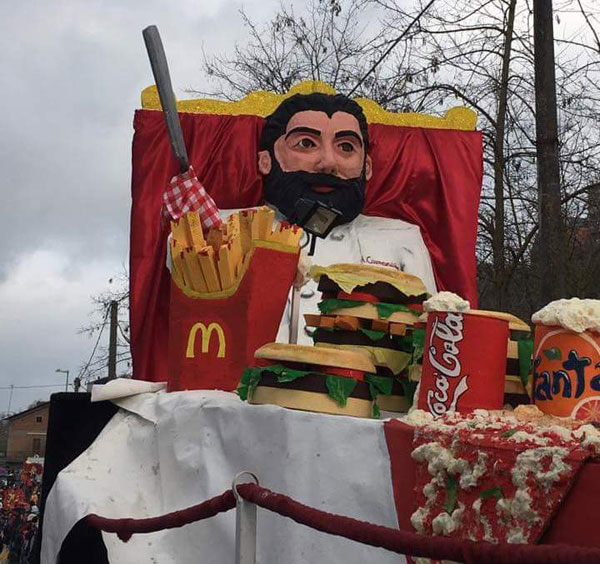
[
  {"left": 334, "top": 130, "right": 363, "bottom": 147},
  {"left": 285, "top": 126, "right": 322, "bottom": 140}
]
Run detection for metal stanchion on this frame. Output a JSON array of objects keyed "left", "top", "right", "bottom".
[{"left": 232, "top": 472, "right": 259, "bottom": 564}]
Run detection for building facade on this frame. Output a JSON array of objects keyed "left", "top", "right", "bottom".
[{"left": 5, "top": 402, "right": 50, "bottom": 468}]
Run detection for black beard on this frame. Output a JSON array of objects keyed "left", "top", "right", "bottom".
[{"left": 262, "top": 157, "right": 366, "bottom": 226}]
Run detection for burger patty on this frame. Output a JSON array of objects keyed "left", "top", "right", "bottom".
[
  {"left": 259, "top": 370, "right": 408, "bottom": 398},
  {"left": 259, "top": 371, "right": 372, "bottom": 400},
  {"left": 313, "top": 327, "right": 412, "bottom": 352},
  {"left": 318, "top": 276, "right": 426, "bottom": 305}
]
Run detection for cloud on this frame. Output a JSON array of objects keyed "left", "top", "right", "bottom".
[
  {"left": 0, "top": 246, "right": 122, "bottom": 412},
  {"left": 0, "top": 0, "right": 278, "bottom": 412}
]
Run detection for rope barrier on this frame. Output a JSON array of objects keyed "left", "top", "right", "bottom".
[
  {"left": 86, "top": 489, "right": 235, "bottom": 542},
  {"left": 85, "top": 483, "right": 600, "bottom": 563}
]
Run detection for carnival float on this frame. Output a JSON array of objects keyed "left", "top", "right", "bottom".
[{"left": 37, "top": 27, "right": 600, "bottom": 564}]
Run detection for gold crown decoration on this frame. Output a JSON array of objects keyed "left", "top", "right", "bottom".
[{"left": 141, "top": 80, "right": 477, "bottom": 131}]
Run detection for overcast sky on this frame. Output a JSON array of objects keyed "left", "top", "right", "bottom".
[
  {"left": 0, "top": 0, "right": 596, "bottom": 414},
  {"left": 0, "top": 0, "right": 283, "bottom": 413}
]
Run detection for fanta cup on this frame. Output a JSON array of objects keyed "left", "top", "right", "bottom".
[
  {"left": 417, "top": 293, "right": 510, "bottom": 417},
  {"left": 531, "top": 298, "right": 600, "bottom": 422}
]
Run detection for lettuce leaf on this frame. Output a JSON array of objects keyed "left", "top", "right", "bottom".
[
  {"left": 318, "top": 299, "right": 365, "bottom": 314},
  {"left": 517, "top": 338, "right": 534, "bottom": 389},
  {"left": 236, "top": 367, "right": 262, "bottom": 401},
  {"left": 325, "top": 375, "right": 358, "bottom": 406},
  {"left": 264, "top": 363, "right": 309, "bottom": 383},
  {"left": 410, "top": 328, "right": 426, "bottom": 367},
  {"left": 365, "top": 374, "right": 394, "bottom": 396},
  {"left": 365, "top": 374, "right": 394, "bottom": 418},
  {"left": 399, "top": 379, "right": 418, "bottom": 408},
  {"left": 375, "top": 302, "right": 421, "bottom": 320},
  {"left": 359, "top": 328, "right": 387, "bottom": 341}
]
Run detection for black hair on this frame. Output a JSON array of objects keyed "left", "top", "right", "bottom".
[{"left": 259, "top": 92, "right": 370, "bottom": 152}]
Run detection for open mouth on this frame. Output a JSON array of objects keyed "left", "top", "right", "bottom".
[{"left": 312, "top": 185, "right": 336, "bottom": 194}]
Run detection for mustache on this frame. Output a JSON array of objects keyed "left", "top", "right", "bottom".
[{"left": 281, "top": 171, "right": 363, "bottom": 191}]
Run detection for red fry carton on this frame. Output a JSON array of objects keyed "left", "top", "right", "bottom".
[{"left": 168, "top": 241, "right": 299, "bottom": 392}]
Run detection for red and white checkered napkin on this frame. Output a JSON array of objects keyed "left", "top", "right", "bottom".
[{"left": 162, "top": 166, "right": 222, "bottom": 229}]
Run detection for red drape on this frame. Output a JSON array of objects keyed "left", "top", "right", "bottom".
[{"left": 130, "top": 109, "right": 482, "bottom": 381}]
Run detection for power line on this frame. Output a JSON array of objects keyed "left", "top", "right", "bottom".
[
  {"left": 0, "top": 384, "right": 66, "bottom": 390},
  {"left": 348, "top": 0, "right": 437, "bottom": 96}
]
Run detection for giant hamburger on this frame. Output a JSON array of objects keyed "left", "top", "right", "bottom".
[
  {"left": 237, "top": 343, "right": 390, "bottom": 418},
  {"left": 306, "top": 263, "right": 429, "bottom": 412}
]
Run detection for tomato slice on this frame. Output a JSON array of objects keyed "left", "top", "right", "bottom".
[
  {"left": 317, "top": 365, "right": 365, "bottom": 381},
  {"left": 337, "top": 291, "right": 379, "bottom": 304}
]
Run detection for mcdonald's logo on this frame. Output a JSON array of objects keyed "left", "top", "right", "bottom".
[{"left": 186, "top": 322, "right": 226, "bottom": 359}]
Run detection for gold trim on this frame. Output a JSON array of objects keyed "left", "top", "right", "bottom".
[
  {"left": 172, "top": 240, "right": 298, "bottom": 300},
  {"left": 141, "top": 80, "right": 477, "bottom": 130}
]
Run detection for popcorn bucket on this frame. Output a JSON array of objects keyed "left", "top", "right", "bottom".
[
  {"left": 532, "top": 324, "right": 600, "bottom": 421},
  {"left": 168, "top": 242, "right": 298, "bottom": 392},
  {"left": 417, "top": 312, "right": 509, "bottom": 416}
]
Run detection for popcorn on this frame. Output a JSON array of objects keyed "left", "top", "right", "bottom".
[
  {"left": 423, "top": 291, "right": 470, "bottom": 313},
  {"left": 532, "top": 298, "right": 600, "bottom": 334}
]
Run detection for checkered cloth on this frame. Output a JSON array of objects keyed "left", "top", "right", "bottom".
[{"left": 163, "top": 166, "right": 222, "bottom": 229}]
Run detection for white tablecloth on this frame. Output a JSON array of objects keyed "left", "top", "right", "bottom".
[{"left": 41, "top": 390, "right": 404, "bottom": 564}]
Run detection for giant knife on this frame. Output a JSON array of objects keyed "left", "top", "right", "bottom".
[{"left": 142, "top": 25, "right": 189, "bottom": 173}]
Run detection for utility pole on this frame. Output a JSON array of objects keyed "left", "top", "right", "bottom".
[
  {"left": 56, "top": 368, "right": 69, "bottom": 392},
  {"left": 108, "top": 301, "right": 118, "bottom": 380},
  {"left": 7, "top": 385, "right": 13, "bottom": 414},
  {"left": 533, "top": 0, "right": 565, "bottom": 305}
]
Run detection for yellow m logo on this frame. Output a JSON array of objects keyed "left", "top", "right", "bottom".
[{"left": 186, "top": 322, "right": 226, "bottom": 359}]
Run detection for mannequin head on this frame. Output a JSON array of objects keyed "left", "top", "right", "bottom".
[{"left": 258, "top": 93, "right": 372, "bottom": 225}]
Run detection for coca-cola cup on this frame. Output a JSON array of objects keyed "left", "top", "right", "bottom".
[{"left": 418, "top": 312, "right": 510, "bottom": 416}]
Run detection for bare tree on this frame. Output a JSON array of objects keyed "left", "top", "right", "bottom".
[
  {"left": 372, "top": 0, "right": 600, "bottom": 314},
  {"left": 197, "top": 0, "right": 393, "bottom": 100},
  {"left": 199, "top": 0, "right": 600, "bottom": 318},
  {"left": 79, "top": 271, "right": 131, "bottom": 384}
]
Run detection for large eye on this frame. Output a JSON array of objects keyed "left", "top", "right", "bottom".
[
  {"left": 339, "top": 142, "right": 355, "bottom": 153},
  {"left": 296, "top": 137, "right": 317, "bottom": 149}
]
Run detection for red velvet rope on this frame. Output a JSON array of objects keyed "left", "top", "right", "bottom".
[
  {"left": 86, "top": 489, "right": 235, "bottom": 542},
  {"left": 237, "top": 483, "right": 600, "bottom": 563},
  {"left": 85, "top": 483, "right": 600, "bottom": 563}
]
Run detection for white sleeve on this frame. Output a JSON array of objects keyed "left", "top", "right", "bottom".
[{"left": 398, "top": 243, "right": 438, "bottom": 294}]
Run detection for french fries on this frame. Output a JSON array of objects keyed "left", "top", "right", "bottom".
[{"left": 170, "top": 209, "right": 303, "bottom": 293}]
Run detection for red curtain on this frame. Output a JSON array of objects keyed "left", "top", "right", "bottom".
[{"left": 130, "top": 110, "right": 482, "bottom": 381}]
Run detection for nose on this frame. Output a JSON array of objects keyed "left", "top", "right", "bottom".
[{"left": 316, "top": 144, "right": 338, "bottom": 175}]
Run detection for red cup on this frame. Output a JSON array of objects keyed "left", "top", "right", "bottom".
[{"left": 418, "top": 312, "right": 509, "bottom": 416}]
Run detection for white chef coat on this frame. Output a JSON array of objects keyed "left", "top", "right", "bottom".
[
  {"left": 218, "top": 208, "right": 437, "bottom": 345},
  {"left": 167, "top": 209, "right": 437, "bottom": 344}
]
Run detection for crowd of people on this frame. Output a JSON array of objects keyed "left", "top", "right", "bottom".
[{"left": 0, "top": 461, "right": 42, "bottom": 563}]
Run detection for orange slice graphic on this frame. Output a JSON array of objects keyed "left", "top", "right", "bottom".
[{"left": 572, "top": 396, "right": 600, "bottom": 423}]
